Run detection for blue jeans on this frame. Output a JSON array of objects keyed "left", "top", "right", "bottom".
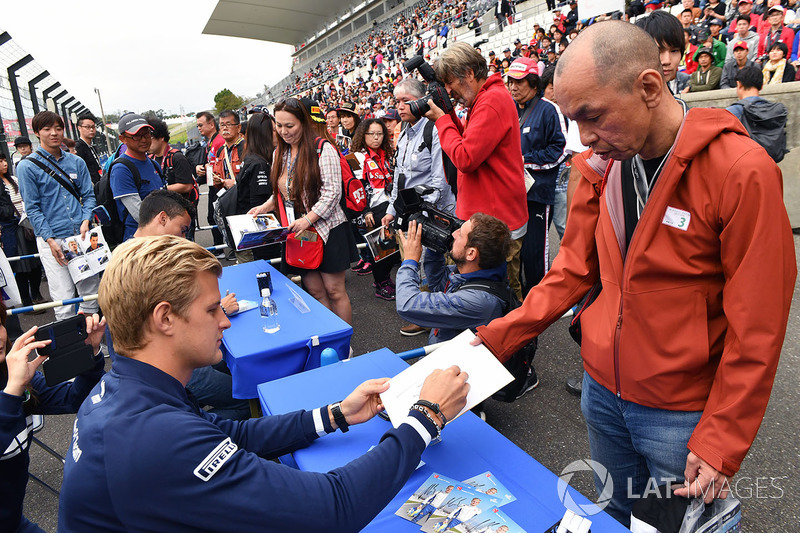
[
  {"left": 15, "top": 517, "right": 45, "bottom": 533},
  {"left": 580, "top": 371, "right": 702, "bottom": 527},
  {"left": 187, "top": 365, "right": 251, "bottom": 420}
]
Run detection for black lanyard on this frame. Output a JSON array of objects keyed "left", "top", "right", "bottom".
[{"left": 24, "top": 150, "right": 82, "bottom": 204}]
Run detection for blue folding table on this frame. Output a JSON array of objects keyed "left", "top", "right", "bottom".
[
  {"left": 258, "top": 348, "right": 630, "bottom": 532},
  {"left": 219, "top": 260, "right": 353, "bottom": 399}
]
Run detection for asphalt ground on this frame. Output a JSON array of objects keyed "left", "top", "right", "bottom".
[{"left": 21, "top": 197, "right": 800, "bottom": 532}]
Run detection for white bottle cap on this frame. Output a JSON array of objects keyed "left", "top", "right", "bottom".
[{"left": 261, "top": 288, "right": 271, "bottom": 297}]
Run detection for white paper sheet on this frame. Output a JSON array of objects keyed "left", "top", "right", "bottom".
[{"left": 380, "top": 330, "right": 514, "bottom": 428}]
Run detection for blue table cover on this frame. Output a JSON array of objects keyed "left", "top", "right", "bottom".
[
  {"left": 219, "top": 260, "right": 353, "bottom": 399},
  {"left": 258, "top": 349, "right": 629, "bottom": 532}
]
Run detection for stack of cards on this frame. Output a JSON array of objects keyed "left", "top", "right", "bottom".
[{"left": 396, "top": 472, "right": 527, "bottom": 533}]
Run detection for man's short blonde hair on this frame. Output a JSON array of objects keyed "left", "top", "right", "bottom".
[{"left": 98, "top": 236, "right": 222, "bottom": 355}]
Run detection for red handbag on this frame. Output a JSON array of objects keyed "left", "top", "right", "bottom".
[
  {"left": 285, "top": 229, "right": 324, "bottom": 269},
  {"left": 277, "top": 191, "right": 324, "bottom": 270}
]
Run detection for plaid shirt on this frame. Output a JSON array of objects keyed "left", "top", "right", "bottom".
[{"left": 305, "top": 142, "right": 346, "bottom": 243}]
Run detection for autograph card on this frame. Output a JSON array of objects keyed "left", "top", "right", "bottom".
[
  {"left": 395, "top": 473, "right": 480, "bottom": 527},
  {"left": 457, "top": 507, "right": 528, "bottom": 533},
  {"left": 463, "top": 471, "right": 516, "bottom": 507}
]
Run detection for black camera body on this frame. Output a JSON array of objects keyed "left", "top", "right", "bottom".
[
  {"left": 403, "top": 55, "right": 455, "bottom": 118},
  {"left": 393, "top": 186, "right": 462, "bottom": 254}
]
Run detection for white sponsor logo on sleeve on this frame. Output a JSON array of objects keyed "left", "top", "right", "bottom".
[{"left": 193, "top": 438, "right": 238, "bottom": 482}]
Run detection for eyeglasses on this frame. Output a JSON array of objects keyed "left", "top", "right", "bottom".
[
  {"left": 366, "top": 132, "right": 384, "bottom": 138},
  {"left": 125, "top": 130, "right": 152, "bottom": 141},
  {"left": 220, "top": 122, "right": 239, "bottom": 129}
]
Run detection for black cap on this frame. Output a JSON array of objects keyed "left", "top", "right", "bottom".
[
  {"left": 300, "top": 98, "right": 325, "bottom": 123},
  {"left": 13, "top": 136, "right": 31, "bottom": 147},
  {"left": 118, "top": 113, "right": 153, "bottom": 135},
  {"left": 503, "top": 47, "right": 511, "bottom": 53},
  {"left": 514, "top": 38, "right": 521, "bottom": 44},
  {"left": 696, "top": 46, "right": 714, "bottom": 59},
  {"left": 248, "top": 105, "right": 271, "bottom": 116}
]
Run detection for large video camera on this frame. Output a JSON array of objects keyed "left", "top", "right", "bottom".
[
  {"left": 402, "top": 55, "right": 455, "bottom": 118},
  {"left": 393, "top": 186, "right": 462, "bottom": 254}
]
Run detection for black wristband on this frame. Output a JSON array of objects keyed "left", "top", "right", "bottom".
[
  {"left": 414, "top": 399, "right": 447, "bottom": 427},
  {"left": 330, "top": 402, "right": 349, "bottom": 433}
]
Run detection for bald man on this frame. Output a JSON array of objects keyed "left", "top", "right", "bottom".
[{"left": 473, "top": 21, "right": 794, "bottom": 526}]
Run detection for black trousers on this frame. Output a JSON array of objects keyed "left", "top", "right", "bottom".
[{"left": 520, "top": 200, "right": 552, "bottom": 297}]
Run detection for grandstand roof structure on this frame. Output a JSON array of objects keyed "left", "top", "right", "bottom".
[{"left": 202, "top": 0, "right": 371, "bottom": 48}]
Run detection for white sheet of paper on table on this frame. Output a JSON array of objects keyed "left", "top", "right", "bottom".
[{"left": 380, "top": 330, "right": 514, "bottom": 429}]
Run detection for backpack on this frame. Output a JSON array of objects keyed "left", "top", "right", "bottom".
[
  {"left": 731, "top": 99, "right": 788, "bottom": 163},
  {"left": 314, "top": 137, "right": 367, "bottom": 219},
  {"left": 157, "top": 148, "right": 200, "bottom": 205},
  {"left": 94, "top": 157, "right": 164, "bottom": 246},
  {"left": 421, "top": 119, "right": 459, "bottom": 197},
  {"left": 101, "top": 144, "right": 125, "bottom": 177},
  {"left": 184, "top": 142, "right": 207, "bottom": 184},
  {"left": 453, "top": 278, "right": 537, "bottom": 403}
]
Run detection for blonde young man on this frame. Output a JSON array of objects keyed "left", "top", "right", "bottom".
[{"left": 59, "top": 236, "right": 469, "bottom": 532}]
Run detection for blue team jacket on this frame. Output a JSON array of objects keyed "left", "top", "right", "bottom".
[
  {"left": 518, "top": 97, "right": 566, "bottom": 205},
  {"left": 58, "top": 355, "right": 435, "bottom": 532}
]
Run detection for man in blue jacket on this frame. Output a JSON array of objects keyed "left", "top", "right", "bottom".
[
  {"left": 396, "top": 214, "right": 538, "bottom": 400},
  {"left": 58, "top": 235, "right": 469, "bottom": 532},
  {"left": 396, "top": 214, "right": 511, "bottom": 346},
  {"left": 507, "top": 57, "right": 566, "bottom": 297}
]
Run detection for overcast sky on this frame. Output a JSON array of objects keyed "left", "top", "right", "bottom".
[{"left": 3, "top": 0, "right": 293, "bottom": 117}]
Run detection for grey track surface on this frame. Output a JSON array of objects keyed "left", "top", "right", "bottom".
[{"left": 22, "top": 195, "right": 799, "bottom": 532}]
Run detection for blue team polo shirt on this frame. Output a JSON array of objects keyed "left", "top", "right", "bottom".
[{"left": 109, "top": 154, "right": 164, "bottom": 241}]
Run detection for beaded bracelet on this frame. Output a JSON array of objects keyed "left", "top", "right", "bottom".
[{"left": 410, "top": 404, "right": 442, "bottom": 442}]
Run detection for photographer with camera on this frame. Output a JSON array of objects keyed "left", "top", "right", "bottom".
[
  {"left": 381, "top": 79, "right": 456, "bottom": 232},
  {"left": 421, "top": 43, "right": 528, "bottom": 300},
  {"left": 395, "top": 213, "right": 506, "bottom": 343},
  {"left": 395, "top": 212, "right": 540, "bottom": 403}
]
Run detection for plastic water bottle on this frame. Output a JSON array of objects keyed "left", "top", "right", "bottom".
[{"left": 260, "top": 288, "right": 279, "bottom": 333}]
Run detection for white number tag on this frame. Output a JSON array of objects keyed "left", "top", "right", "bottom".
[{"left": 662, "top": 206, "right": 690, "bottom": 231}]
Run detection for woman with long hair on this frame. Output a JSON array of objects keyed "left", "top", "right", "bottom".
[
  {"left": 336, "top": 102, "right": 361, "bottom": 154},
  {"left": 351, "top": 118, "right": 399, "bottom": 300},
  {"left": 249, "top": 98, "right": 358, "bottom": 324},
  {"left": 232, "top": 111, "right": 277, "bottom": 263},
  {"left": 0, "top": 153, "right": 45, "bottom": 311},
  {"left": 0, "top": 303, "right": 106, "bottom": 532}
]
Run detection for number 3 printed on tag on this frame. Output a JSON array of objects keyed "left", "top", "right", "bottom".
[{"left": 662, "top": 206, "right": 690, "bottom": 231}]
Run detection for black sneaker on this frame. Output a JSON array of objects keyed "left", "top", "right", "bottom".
[
  {"left": 516, "top": 367, "right": 539, "bottom": 400},
  {"left": 566, "top": 376, "right": 583, "bottom": 398}
]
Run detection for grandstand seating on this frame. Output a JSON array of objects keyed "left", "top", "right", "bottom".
[{"left": 257, "top": 0, "right": 557, "bottom": 106}]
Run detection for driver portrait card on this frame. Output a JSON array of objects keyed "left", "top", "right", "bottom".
[{"left": 462, "top": 471, "right": 516, "bottom": 507}]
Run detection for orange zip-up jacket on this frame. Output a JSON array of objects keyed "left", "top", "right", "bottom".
[{"left": 477, "top": 108, "right": 795, "bottom": 476}]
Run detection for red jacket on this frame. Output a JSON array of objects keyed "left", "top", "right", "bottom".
[
  {"left": 477, "top": 108, "right": 795, "bottom": 476},
  {"left": 435, "top": 74, "right": 528, "bottom": 231},
  {"left": 757, "top": 25, "right": 795, "bottom": 57}
]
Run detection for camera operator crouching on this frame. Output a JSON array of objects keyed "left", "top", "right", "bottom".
[{"left": 395, "top": 213, "right": 539, "bottom": 414}]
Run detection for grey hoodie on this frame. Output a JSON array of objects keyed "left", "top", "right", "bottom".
[{"left": 725, "top": 31, "right": 760, "bottom": 63}]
